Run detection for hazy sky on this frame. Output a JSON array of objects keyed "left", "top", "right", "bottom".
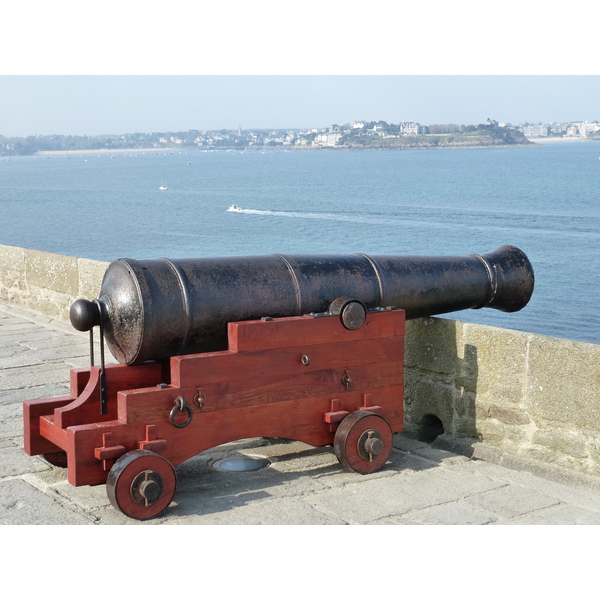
[
  {"left": 1, "top": 76, "right": 598, "bottom": 137},
  {"left": 2, "top": 2, "right": 598, "bottom": 137}
]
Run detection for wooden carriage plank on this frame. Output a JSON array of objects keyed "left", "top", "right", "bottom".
[
  {"left": 172, "top": 335, "right": 403, "bottom": 388},
  {"left": 228, "top": 310, "right": 404, "bottom": 352}
]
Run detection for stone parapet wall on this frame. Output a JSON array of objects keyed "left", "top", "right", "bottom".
[
  {"left": 0, "top": 244, "right": 108, "bottom": 321},
  {"left": 1, "top": 243, "right": 599, "bottom": 481},
  {"left": 404, "top": 318, "right": 600, "bottom": 479}
]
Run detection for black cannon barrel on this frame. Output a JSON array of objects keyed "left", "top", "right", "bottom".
[{"left": 70, "top": 245, "right": 534, "bottom": 365}]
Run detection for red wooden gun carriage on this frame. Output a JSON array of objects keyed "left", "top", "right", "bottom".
[{"left": 23, "top": 246, "right": 533, "bottom": 519}]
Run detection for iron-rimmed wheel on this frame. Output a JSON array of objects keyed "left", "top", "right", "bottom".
[
  {"left": 106, "top": 449, "right": 177, "bottom": 520},
  {"left": 334, "top": 411, "right": 393, "bottom": 474}
]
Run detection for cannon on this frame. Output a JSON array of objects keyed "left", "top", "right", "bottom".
[{"left": 24, "top": 246, "right": 533, "bottom": 520}]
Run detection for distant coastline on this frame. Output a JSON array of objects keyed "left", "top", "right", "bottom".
[
  {"left": 5, "top": 118, "right": 599, "bottom": 157},
  {"left": 23, "top": 136, "right": 600, "bottom": 157},
  {"left": 34, "top": 142, "right": 538, "bottom": 155},
  {"left": 1, "top": 119, "right": 538, "bottom": 156}
]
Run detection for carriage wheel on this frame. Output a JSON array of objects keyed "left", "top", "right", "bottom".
[
  {"left": 334, "top": 411, "right": 393, "bottom": 474},
  {"left": 106, "top": 450, "right": 177, "bottom": 520}
]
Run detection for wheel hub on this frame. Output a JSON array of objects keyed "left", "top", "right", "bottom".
[
  {"left": 131, "top": 470, "right": 164, "bottom": 506},
  {"left": 357, "top": 429, "right": 384, "bottom": 461}
]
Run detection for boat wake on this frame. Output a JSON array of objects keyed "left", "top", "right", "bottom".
[
  {"left": 227, "top": 205, "right": 381, "bottom": 224},
  {"left": 225, "top": 205, "right": 599, "bottom": 239}
]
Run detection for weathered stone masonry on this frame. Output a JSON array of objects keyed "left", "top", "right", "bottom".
[{"left": 404, "top": 318, "right": 600, "bottom": 480}]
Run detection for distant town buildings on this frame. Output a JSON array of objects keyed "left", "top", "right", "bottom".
[
  {"left": 518, "top": 121, "right": 600, "bottom": 138},
  {"left": 520, "top": 125, "right": 549, "bottom": 138},
  {"left": 1, "top": 119, "right": 598, "bottom": 155},
  {"left": 175, "top": 119, "right": 598, "bottom": 147}
]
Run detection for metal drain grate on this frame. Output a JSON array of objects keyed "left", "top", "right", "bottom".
[{"left": 211, "top": 456, "right": 270, "bottom": 472}]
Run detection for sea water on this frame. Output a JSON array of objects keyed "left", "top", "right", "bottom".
[{"left": 1, "top": 141, "right": 599, "bottom": 344}]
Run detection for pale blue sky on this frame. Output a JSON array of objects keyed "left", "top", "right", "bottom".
[
  {"left": 1, "top": 76, "right": 598, "bottom": 137},
  {"left": 2, "top": 2, "right": 598, "bottom": 137}
]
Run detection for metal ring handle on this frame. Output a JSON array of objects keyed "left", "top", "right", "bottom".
[{"left": 169, "top": 397, "right": 193, "bottom": 428}]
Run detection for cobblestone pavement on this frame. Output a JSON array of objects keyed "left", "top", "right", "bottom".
[{"left": 2, "top": 301, "right": 600, "bottom": 525}]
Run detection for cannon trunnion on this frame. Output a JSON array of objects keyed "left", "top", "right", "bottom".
[{"left": 24, "top": 246, "right": 534, "bottom": 520}]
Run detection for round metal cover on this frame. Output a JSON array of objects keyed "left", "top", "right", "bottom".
[{"left": 211, "top": 456, "right": 270, "bottom": 472}]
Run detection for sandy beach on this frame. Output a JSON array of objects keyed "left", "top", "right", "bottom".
[
  {"left": 527, "top": 136, "right": 598, "bottom": 144},
  {"left": 35, "top": 147, "right": 173, "bottom": 155}
]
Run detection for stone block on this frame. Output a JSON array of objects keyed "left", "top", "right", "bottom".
[
  {"left": 506, "top": 503, "right": 600, "bottom": 525},
  {"left": 475, "top": 401, "right": 491, "bottom": 420},
  {"left": 306, "top": 467, "right": 504, "bottom": 524},
  {"left": 380, "top": 499, "right": 496, "bottom": 525},
  {"left": 25, "top": 248, "right": 79, "bottom": 296},
  {"left": 475, "top": 417, "right": 507, "bottom": 446},
  {"left": 405, "top": 317, "right": 461, "bottom": 374},
  {"left": 463, "top": 322, "right": 529, "bottom": 405},
  {"left": 411, "top": 443, "right": 470, "bottom": 465},
  {"left": 0, "top": 246, "right": 27, "bottom": 307},
  {"left": 78, "top": 257, "right": 108, "bottom": 300},
  {"left": 392, "top": 433, "right": 430, "bottom": 453},
  {"left": 51, "top": 479, "right": 114, "bottom": 511},
  {"left": 0, "top": 412, "right": 25, "bottom": 439},
  {"left": 522, "top": 444, "right": 561, "bottom": 465},
  {"left": 454, "top": 387, "right": 476, "bottom": 418},
  {"left": 464, "top": 484, "right": 560, "bottom": 519},
  {"left": 532, "top": 429, "right": 589, "bottom": 460},
  {"left": 489, "top": 404, "right": 530, "bottom": 425},
  {"left": 451, "top": 387, "right": 478, "bottom": 437},
  {"left": 526, "top": 335, "right": 600, "bottom": 432},
  {"left": 430, "top": 433, "right": 477, "bottom": 458},
  {"left": 167, "top": 495, "right": 346, "bottom": 525},
  {"left": 505, "top": 426, "right": 530, "bottom": 445},
  {"left": 28, "top": 289, "right": 73, "bottom": 321},
  {"left": 0, "top": 478, "right": 93, "bottom": 525},
  {"left": 0, "top": 363, "right": 71, "bottom": 392},
  {"left": 0, "top": 245, "right": 26, "bottom": 288},
  {"left": 0, "top": 446, "right": 50, "bottom": 478}
]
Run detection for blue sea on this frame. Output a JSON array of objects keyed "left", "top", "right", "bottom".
[{"left": 1, "top": 141, "right": 599, "bottom": 345}]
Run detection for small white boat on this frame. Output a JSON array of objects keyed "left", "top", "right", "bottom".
[
  {"left": 227, "top": 204, "right": 242, "bottom": 212},
  {"left": 159, "top": 185, "right": 168, "bottom": 191}
]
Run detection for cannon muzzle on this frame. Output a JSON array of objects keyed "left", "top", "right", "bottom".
[{"left": 70, "top": 245, "right": 534, "bottom": 365}]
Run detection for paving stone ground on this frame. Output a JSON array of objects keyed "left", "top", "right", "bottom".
[{"left": 2, "top": 301, "right": 600, "bottom": 526}]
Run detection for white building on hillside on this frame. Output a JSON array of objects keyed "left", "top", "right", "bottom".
[
  {"left": 521, "top": 125, "right": 548, "bottom": 138},
  {"left": 400, "top": 122, "right": 420, "bottom": 136},
  {"left": 577, "top": 121, "right": 600, "bottom": 137}
]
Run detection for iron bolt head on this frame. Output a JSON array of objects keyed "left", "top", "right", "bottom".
[
  {"left": 363, "top": 431, "right": 384, "bottom": 456},
  {"left": 139, "top": 477, "right": 162, "bottom": 503}
]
